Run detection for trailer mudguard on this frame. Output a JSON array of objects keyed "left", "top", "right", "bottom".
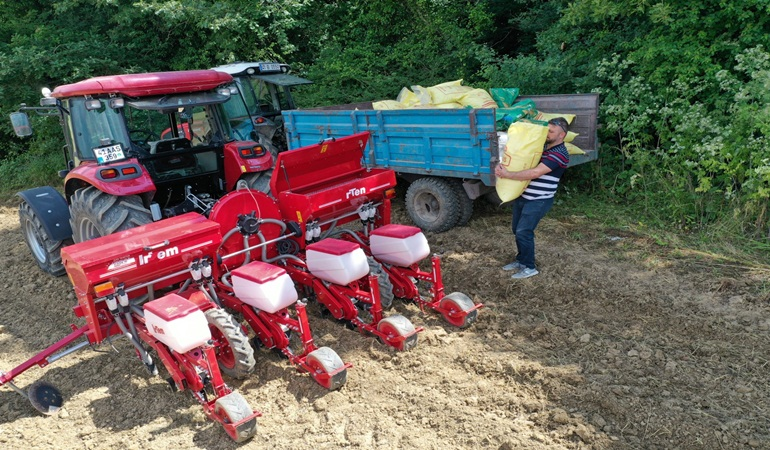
[{"left": 17, "top": 186, "right": 73, "bottom": 241}]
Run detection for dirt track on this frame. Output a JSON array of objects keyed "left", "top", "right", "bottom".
[{"left": 0, "top": 199, "right": 768, "bottom": 449}]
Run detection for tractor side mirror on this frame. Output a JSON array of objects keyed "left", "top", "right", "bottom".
[{"left": 10, "top": 112, "right": 32, "bottom": 137}]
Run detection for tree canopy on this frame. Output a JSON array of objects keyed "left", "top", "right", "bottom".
[{"left": 1, "top": 0, "right": 769, "bottom": 236}]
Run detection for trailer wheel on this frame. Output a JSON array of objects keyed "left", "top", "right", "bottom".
[
  {"left": 214, "top": 391, "right": 258, "bottom": 443},
  {"left": 483, "top": 190, "right": 503, "bottom": 206},
  {"left": 450, "top": 180, "right": 474, "bottom": 227},
  {"left": 306, "top": 347, "right": 348, "bottom": 390},
  {"left": 240, "top": 170, "right": 273, "bottom": 195},
  {"left": 367, "top": 256, "right": 394, "bottom": 309},
  {"left": 205, "top": 309, "right": 256, "bottom": 379},
  {"left": 69, "top": 187, "right": 152, "bottom": 243},
  {"left": 377, "top": 314, "right": 418, "bottom": 351},
  {"left": 439, "top": 292, "right": 478, "bottom": 329},
  {"left": 404, "top": 177, "right": 460, "bottom": 233},
  {"left": 19, "top": 201, "right": 71, "bottom": 276}
]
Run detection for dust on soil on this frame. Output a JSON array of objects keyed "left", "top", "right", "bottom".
[{"left": 0, "top": 198, "right": 768, "bottom": 450}]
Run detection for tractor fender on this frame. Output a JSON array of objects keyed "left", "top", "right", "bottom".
[
  {"left": 223, "top": 140, "right": 273, "bottom": 192},
  {"left": 64, "top": 161, "right": 156, "bottom": 200},
  {"left": 17, "top": 186, "right": 73, "bottom": 241}
]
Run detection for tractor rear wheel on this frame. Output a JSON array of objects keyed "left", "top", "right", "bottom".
[
  {"left": 69, "top": 187, "right": 152, "bottom": 243},
  {"left": 404, "top": 177, "right": 460, "bottom": 233},
  {"left": 367, "top": 256, "right": 394, "bottom": 309},
  {"left": 214, "top": 391, "right": 258, "bottom": 443},
  {"left": 205, "top": 308, "right": 256, "bottom": 379},
  {"left": 240, "top": 170, "right": 273, "bottom": 195},
  {"left": 306, "top": 347, "right": 347, "bottom": 390},
  {"left": 19, "top": 201, "right": 72, "bottom": 276}
]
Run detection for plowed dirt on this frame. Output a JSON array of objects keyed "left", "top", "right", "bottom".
[{"left": 0, "top": 198, "right": 768, "bottom": 449}]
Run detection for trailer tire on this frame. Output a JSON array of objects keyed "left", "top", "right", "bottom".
[
  {"left": 306, "top": 347, "right": 348, "bottom": 390},
  {"left": 241, "top": 170, "right": 273, "bottom": 195},
  {"left": 404, "top": 177, "right": 460, "bottom": 233},
  {"left": 483, "top": 190, "right": 504, "bottom": 206},
  {"left": 205, "top": 309, "right": 256, "bottom": 379},
  {"left": 214, "top": 391, "right": 258, "bottom": 443},
  {"left": 69, "top": 187, "right": 152, "bottom": 243},
  {"left": 19, "top": 201, "right": 72, "bottom": 276},
  {"left": 450, "top": 180, "right": 474, "bottom": 227},
  {"left": 367, "top": 256, "right": 394, "bottom": 309}
]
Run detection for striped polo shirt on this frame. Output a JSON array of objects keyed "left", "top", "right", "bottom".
[{"left": 521, "top": 142, "right": 570, "bottom": 200}]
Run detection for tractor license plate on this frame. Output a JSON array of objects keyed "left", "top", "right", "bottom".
[
  {"left": 94, "top": 144, "right": 126, "bottom": 164},
  {"left": 259, "top": 63, "right": 281, "bottom": 72}
]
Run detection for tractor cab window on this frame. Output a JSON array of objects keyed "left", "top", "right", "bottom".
[
  {"left": 69, "top": 98, "right": 131, "bottom": 161},
  {"left": 124, "top": 91, "right": 234, "bottom": 153},
  {"left": 239, "top": 78, "right": 283, "bottom": 117}
]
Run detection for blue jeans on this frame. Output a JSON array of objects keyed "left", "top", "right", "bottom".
[{"left": 511, "top": 197, "right": 554, "bottom": 269}]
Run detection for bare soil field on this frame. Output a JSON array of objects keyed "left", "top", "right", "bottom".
[{"left": 0, "top": 197, "right": 768, "bottom": 449}]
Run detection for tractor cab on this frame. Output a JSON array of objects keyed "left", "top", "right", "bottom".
[
  {"left": 212, "top": 62, "right": 312, "bottom": 151},
  {"left": 11, "top": 70, "right": 275, "bottom": 276}
]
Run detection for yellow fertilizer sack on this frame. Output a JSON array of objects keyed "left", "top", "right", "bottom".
[
  {"left": 397, "top": 87, "right": 420, "bottom": 107},
  {"left": 565, "top": 142, "right": 585, "bottom": 155},
  {"left": 495, "top": 122, "right": 548, "bottom": 202},
  {"left": 427, "top": 79, "right": 474, "bottom": 105},
  {"left": 534, "top": 111, "right": 576, "bottom": 124},
  {"left": 565, "top": 131, "right": 578, "bottom": 143},
  {"left": 433, "top": 102, "right": 465, "bottom": 109},
  {"left": 459, "top": 88, "right": 498, "bottom": 109},
  {"left": 373, "top": 100, "right": 405, "bottom": 110}
]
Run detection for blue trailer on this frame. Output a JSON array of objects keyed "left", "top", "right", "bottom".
[{"left": 282, "top": 93, "right": 599, "bottom": 232}]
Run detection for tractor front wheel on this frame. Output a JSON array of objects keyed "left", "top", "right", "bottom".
[
  {"left": 69, "top": 187, "right": 152, "bottom": 243},
  {"left": 404, "top": 177, "right": 460, "bottom": 233},
  {"left": 19, "top": 201, "right": 72, "bottom": 276},
  {"left": 205, "top": 308, "right": 256, "bottom": 379}
]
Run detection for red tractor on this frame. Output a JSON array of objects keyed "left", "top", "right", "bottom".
[{"left": 10, "top": 70, "right": 275, "bottom": 277}]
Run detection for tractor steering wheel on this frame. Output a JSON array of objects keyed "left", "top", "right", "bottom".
[{"left": 128, "top": 129, "right": 160, "bottom": 149}]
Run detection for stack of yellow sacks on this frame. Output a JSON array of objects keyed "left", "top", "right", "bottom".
[{"left": 372, "top": 79, "right": 585, "bottom": 156}]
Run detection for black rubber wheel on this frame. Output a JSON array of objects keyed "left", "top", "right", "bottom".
[
  {"left": 450, "top": 180, "right": 474, "bottom": 227},
  {"left": 69, "top": 187, "right": 152, "bottom": 243},
  {"left": 404, "top": 177, "right": 460, "bottom": 233},
  {"left": 19, "top": 201, "right": 72, "bottom": 276},
  {"left": 214, "top": 391, "right": 258, "bottom": 443},
  {"left": 483, "top": 189, "right": 504, "bottom": 206},
  {"left": 367, "top": 256, "right": 394, "bottom": 309},
  {"left": 306, "top": 346, "right": 348, "bottom": 391},
  {"left": 205, "top": 309, "right": 256, "bottom": 379},
  {"left": 240, "top": 170, "right": 273, "bottom": 195}
]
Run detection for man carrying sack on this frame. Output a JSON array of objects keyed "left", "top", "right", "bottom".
[{"left": 494, "top": 117, "right": 570, "bottom": 279}]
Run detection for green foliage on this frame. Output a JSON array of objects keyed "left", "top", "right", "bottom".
[{"left": 0, "top": 0, "right": 768, "bottom": 243}]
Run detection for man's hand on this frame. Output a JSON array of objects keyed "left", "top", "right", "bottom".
[{"left": 495, "top": 163, "right": 552, "bottom": 181}]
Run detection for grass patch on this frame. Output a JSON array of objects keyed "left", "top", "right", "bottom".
[{"left": 0, "top": 150, "right": 62, "bottom": 201}]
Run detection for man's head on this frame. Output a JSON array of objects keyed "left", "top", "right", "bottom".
[{"left": 546, "top": 117, "right": 569, "bottom": 146}]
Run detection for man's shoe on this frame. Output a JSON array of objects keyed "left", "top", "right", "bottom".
[
  {"left": 511, "top": 267, "right": 539, "bottom": 279},
  {"left": 503, "top": 261, "right": 525, "bottom": 271}
]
